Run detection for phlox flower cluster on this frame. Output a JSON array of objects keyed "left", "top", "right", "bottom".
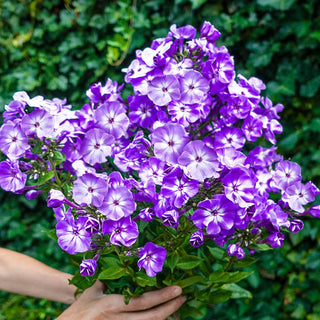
[{"left": 0, "top": 22, "right": 319, "bottom": 279}]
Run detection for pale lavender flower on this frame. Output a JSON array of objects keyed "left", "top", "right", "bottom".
[
  {"left": 179, "top": 70, "right": 209, "bottom": 104},
  {"left": 167, "top": 101, "right": 200, "bottom": 126},
  {"left": 98, "top": 187, "right": 136, "bottom": 220},
  {"left": 147, "top": 75, "right": 181, "bottom": 106},
  {"left": 56, "top": 215, "right": 92, "bottom": 255},
  {"left": 214, "top": 127, "right": 246, "bottom": 150},
  {"left": 80, "top": 128, "right": 114, "bottom": 165},
  {"left": 21, "top": 109, "right": 54, "bottom": 139},
  {"left": 282, "top": 181, "right": 319, "bottom": 213},
  {"left": 0, "top": 160, "right": 27, "bottom": 193},
  {"left": 102, "top": 217, "right": 139, "bottom": 247},
  {"left": 72, "top": 173, "right": 108, "bottom": 207},
  {"left": 271, "top": 160, "right": 301, "bottom": 191},
  {"left": 178, "top": 140, "right": 220, "bottom": 181},
  {"left": 94, "top": 101, "right": 129, "bottom": 138},
  {"left": 47, "top": 189, "right": 66, "bottom": 208},
  {"left": 150, "top": 123, "right": 188, "bottom": 164},
  {"left": 0, "top": 122, "right": 30, "bottom": 159},
  {"left": 138, "top": 242, "right": 166, "bottom": 277}
]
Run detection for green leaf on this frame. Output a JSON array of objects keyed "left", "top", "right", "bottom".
[
  {"left": 278, "top": 131, "right": 301, "bottom": 152},
  {"left": 176, "top": 255, "right": 203, "bottom": 270},
  {"left": 165, "top": 253, "right": 179, "bottom": 273},
  {"left": 174, "top": 275, "right": 205, "bottom": 288},
  {"left": 221, "top": 283, "right": 252, "bottom": 299},
  {"left": 134, "top": 271, "right": 157, "bottom": 287},
  {"left": 37, "top": 171, "right": 55, "bottom": 185},
  {"left": 233, "top": 256, "right": 258, "bottom": 268},
  {"left": 207, "top": 246, "right": 227, "bottom": 261},
  {"left": 52, "top": 150, "right": 66, "bottom": 165},
  {"left": 98, "top": 266, "right": 127, "bottom": 280},
  {"left": 69, "top": 272, "right": 96, "bottom": 290},
  {"left": 209, "top": 289, "right": 233, "bottom": 304}
]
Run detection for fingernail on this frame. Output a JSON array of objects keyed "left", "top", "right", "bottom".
[
  {"left": 181, "top": 296, "right": 187, "bottom": 303},
  {"left": 172, "top": 286, "right": 182, "bottom": 297}
]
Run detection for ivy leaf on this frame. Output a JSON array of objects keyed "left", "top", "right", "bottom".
[{"left": 257, "top": 0, "right": 296, "bottom": 11}]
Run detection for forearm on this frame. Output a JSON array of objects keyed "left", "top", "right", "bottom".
[{"left": 0, "top": 248, "right": 77, "bottom": 304}]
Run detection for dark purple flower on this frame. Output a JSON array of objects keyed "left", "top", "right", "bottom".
[
  {"left": 200, "top": 21, "right": 221, "bottom": 42},
  {"left": 190, "top": 230, "right": 204, "bottom": 248},
  {"left": 72, "top": 173, "right": 108, "bottom": 207},
  {"left": 128, "top": 95, "right": 156, "bottom": 128},
  {"left": 178, "top": 140, "right": 219, "bottom": 181},
  {"left": 25, "top": 189, "right": 44, "bottom": 200},
  {"left": 192, "top": 194, "right": 236, "bottom": 235},
  {"left": 56, "top": 216, "right": 92, "bottom": 255},
  {"left": 138, "top": 207, "right": 155, "bottom": 222},
  {"left": 102, "top": 216, "right": 138, "bottom": 247},
  {"left": 307, "top": 205, "right": 320, "bottom": 218},
  {"left": 86, "top": 82, "right": 103, "bottom": 103},
  {"left": 138, "top": 242, "right": 166, "bottom": 277},
  {"left": 161, "top": 209, "right": 180, "bottom": 228},
  {"left": 0, "top": 160, "right": 27, "bottom": 193},
  {"left": 161, "top": 168, "right": 199, "bottom": 208},
  {"left": 267, "top": 232, "right": 285, "bottom": 248},
  {"left": 80, "top": 128, "right": 114, "bottom": 165},
  {"left": 80, "top": 258, "right": 98, "bottom": 277},
  {"left": 289, "top": 219, "right": 304, "bottom": 233},
  {"left": 227, "top": 244, "right": 245, "bottom": 259},
  {"left": 84, "top": 216, "right": 101, "bottom": 235}
]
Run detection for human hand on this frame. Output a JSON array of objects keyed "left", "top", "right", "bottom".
[{"left": 56, "top": 281, "right": 186, "bottom": 320}]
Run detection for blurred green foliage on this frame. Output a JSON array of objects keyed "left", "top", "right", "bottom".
[{"left": 0, "top": 0, "right": 320, "bottom": 319}]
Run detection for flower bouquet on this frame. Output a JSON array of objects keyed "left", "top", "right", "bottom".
[{"left": 1, "top": 22, "right": 320, "bottom": 319}]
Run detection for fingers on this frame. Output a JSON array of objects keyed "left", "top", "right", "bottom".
[
  {"left": 124, "top": 286, "right": 182, "bottom": 311},
  {"left": 80, "top": 280, "right": 105, "bottom": 299},
  {"left": 124, "top": 295, "right": 187, "bottom": 320}
]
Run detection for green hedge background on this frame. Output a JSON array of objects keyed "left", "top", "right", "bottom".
[{"left": 0, "top": 0, "right": 320, "bottom": 319}]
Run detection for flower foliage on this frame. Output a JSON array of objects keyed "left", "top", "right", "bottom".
[{"left": 0, "top": 22, "right": 319, "bottom": 317}]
